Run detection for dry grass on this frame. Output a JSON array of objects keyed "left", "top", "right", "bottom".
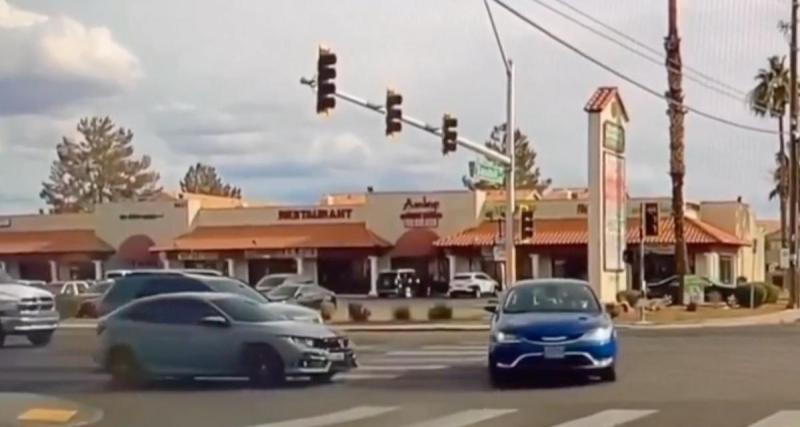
[{"left": 616, "top": 303, "right": 786, "bottom": 324}]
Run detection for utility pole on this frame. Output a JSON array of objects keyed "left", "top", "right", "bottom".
[
  {"left": 505, "top": 60, "right": 516, "bottom": 290},
  {"left": 788, "top": 0, "right": 799, "bottom": 308},
  {"left": 665, "top": 0, "right": 687, "bottom": 305}
]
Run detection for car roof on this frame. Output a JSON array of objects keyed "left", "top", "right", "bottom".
[
  {"left": 512, "top": 278, "right": 592, "bottom": 288},
  {"left": 133, "top": 291, "right": 242, "bottom": 304}
]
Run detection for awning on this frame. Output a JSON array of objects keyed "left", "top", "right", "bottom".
[
  {"left": 117, "top": 234, "right": 159, "bottom": 265},
  {"left": 154, "top": 223, "right": 391, "bottom": 252},
  {"left": 435, "top": 217, "right": 745, "bottom": 248},
  {"left": 0, "top": 230, "right": 114, "bottom": 255},
  {"left": 389, "top": 228, "right": 440, "bottom": 258}
]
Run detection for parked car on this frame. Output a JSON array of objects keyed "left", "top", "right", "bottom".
[
  {"left": 0, "top": 282, "right": 59, "bottom": 347},
  {"left": 47, "top": 280, "right": 91, "bottom": 297},
  {"left": 76, "top": 280, "right": 115, "bottom": 319},
  {"left": 254, "top": 274, "right": 313, "bottom": 292},
  {"left": 448, "top": 272, "right": 499, "bottom": 298},
  {"left": 94, "top": 292, "right": 356, "bottom": 387},
  {"left": 376, "top": 269, "right": 427, "bottom": 298},
  {"left": 104, "top": 269, "right": 223, "bottom": 280},
  {"left": 646, "top": 275, "right": 735, "bottom": 302},
  {"left": 486, "top": 279, "right": 617, "bottom": 387},
  {"left": 265, "top": 284, "right": 337, "bottom": 310},
  {"left": 97, "top": 274, "right": 321, "bottom": 323},
  {"left": 17, "top": 280, "right": 49, "bottom": 292}
]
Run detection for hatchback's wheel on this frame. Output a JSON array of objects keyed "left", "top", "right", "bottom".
[
  {"left": 598, "top": 366, "right": 617, "bottom": 382},
  {"left": 108, "top": 347, "right": 145, "bottom": 388},
  {"left": 403, "top": 286, "right": 413, "bottom": 299},
  {"left": 245, "top": 345, "right": 285, "bottom": 387},
  {"left": 27, "top": 331, "right": 53, "bottom": 347}
]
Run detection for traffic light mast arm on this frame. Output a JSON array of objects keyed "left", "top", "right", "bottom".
[{"left": 300, "top": 77, "right": 511, "bottom": 165}]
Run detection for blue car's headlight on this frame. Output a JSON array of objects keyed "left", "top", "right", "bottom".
[
  {"left": 582, "top": 325, "right": 615, "bottom": 342},
  {"left": 492, "top": 331, "right": 521, "bottom": 344}
]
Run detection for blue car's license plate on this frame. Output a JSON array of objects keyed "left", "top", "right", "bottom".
[{"left": 544, "top": 346, "right": 565, "bottom": 359}]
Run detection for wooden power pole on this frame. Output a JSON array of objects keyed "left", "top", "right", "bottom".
[
  {"left": 789, "top": 0, "right": 799, "bottom": 308},
  {"left": 665, "top": 0, "right": 688, "bottom": 305}
]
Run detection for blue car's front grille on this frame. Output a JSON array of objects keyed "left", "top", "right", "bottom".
[{"left": 521, "top": 332, "right": 583, "bottom": 343}]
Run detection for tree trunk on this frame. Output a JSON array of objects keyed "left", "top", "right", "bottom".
[
  {"left": 779, "top": 116, "right": 788, "bottom": 249},
  {"left": 666, "top": 0, "right": 688, "bottom": 305}
]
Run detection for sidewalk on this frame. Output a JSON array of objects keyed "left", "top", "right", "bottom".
[{"left": 58, "top": 309, "right": 800, "bottom": 332}]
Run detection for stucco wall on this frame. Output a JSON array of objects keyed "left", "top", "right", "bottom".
[
  {"left": 92, "top": 200, "right": 192, "bottom": 248},
  {"left": 0, "top": 213, "right": 93, "bottom": 232}
]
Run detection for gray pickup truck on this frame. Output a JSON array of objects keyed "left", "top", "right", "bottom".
[{"left": 0, "top": 282, "right": 59, "bottom": 347}]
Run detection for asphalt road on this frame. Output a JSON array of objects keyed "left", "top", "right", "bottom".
[{"left": 1, "top": 325, "right": 800, "bottom": 426}]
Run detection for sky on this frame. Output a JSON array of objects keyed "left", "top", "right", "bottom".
[{"left": 0, "top": 0, "right": 790, "bottom": 217}]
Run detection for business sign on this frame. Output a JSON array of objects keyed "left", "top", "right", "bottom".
[
  {"left": 603, "top": 152, "right": 625, "bottom": 272},
  {"left": 244, "top": 248, "right": 318, "bottom": 259},
  {"left": 176, "top": 251, "right": 219, "bottom": 261},
  {"left": 603, "top": 121, "right": 625, "bottom": 153},
  {"left": 469, "top": 158, "right": 505, "bottom": 185},
  {"left": 119, "top": 213, "right": 164, "bottom": 221},
  {"left": 400, "top": 197, "right": 442, "bottom": 228},
  {"left": 277, "top": 208, "right": 352, "bottom": 221}
]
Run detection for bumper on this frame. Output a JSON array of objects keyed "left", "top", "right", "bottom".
[
  {"left": 284, "top": 349, "right": 357, "bottom": 375},
  {"left": 490, "top": 340, "right": 616, "bottom": 372},
  {"left": 0, "top": 315, "right": 59, "bottom": 334}
]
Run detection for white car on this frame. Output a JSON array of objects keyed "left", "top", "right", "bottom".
[{"left": 448, "top": 272, "right": 499, "bottom": 298}]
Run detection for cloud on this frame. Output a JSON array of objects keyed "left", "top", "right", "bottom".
[{"left": 0, "top": 0, "right": 142, "bottom": 115}]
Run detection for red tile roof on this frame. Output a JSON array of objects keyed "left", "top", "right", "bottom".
[
  {"left": 389, "top": 228, "right": 440, "bottom": 258},
  {"left": 583, "top": 87, "right": 629, "bottom": 120},
  {"left": 435, "top": 217, "right": 745, "bottom": 247},
  {"left": 155, "top": 223, "right": 390, "bottom": 252},
  {"left": 0, "top": 230, "right": 114, "bottom": 255}
]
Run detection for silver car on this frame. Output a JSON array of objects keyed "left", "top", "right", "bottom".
[{"left": 94, "top": 292, "right": 356, "bottom": 387}]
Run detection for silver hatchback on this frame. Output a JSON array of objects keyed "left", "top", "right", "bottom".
[{"left": 94, "top": 292, "right": 356, "bottom": 387}]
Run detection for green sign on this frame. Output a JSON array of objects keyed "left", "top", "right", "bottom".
[
  {"left": 603, "top": 121, "right": 625, "bottom": 153},
  {"left": 470, "top": 158, "right": 505, "bottom": 185}
]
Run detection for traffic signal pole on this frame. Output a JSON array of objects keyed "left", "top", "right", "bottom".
[
  {"left": 504, "top": 60, "right": 516, "bottom": 290},
  {"left": 300, "top": 77, "right": 511, "bottom": 165}
]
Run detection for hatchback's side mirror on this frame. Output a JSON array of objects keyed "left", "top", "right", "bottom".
[{"left": 199, "top": 315, "right": 229, "bottom": 327}]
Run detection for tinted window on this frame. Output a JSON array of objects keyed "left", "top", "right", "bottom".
[
  {"left": 204, "top": 277, "right": 268, "bottom": 302},
  {"left": 213, "top": 297, "right": 288, "bottom": 322},
  {"left": 135, "top": 277, "right": 208, "bottom": 298},
  {"left": 503, "top": 282, "right": 601, "bottom": 314},
  {"left": 454, "top": 274, "right": 472, "bottom": 280},
  {"left": 103, "top": 277, "right": 149, "bottom": 306},
  {"left": 378, "top": 273, "right": 397, "bottom": 285},
  {"left": 87, "top": 281, "right": 112, "bottom": 294},
  {"left": 256, "top": 276, "right": 288, "bottom": 289},
  {"left": 267, "top": 284, "right": 300, "bottom": 299},
  {"left": 124, "top": 298, "right": 220, "bottom": 324}
]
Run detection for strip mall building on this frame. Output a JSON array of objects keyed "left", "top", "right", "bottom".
[{"left": 0, "top": 187, "right": 765, "bottom": 300}]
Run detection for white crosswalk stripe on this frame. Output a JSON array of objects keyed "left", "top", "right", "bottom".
[
  {"left": 247, "top": 406, "right": 398, "bottom": 427},
  {"left": 747, "top": 410, "right": 800, "bottom": 427},
  {"left": 355, "top": 365, "right": 448, "bottom": 371},
  {"left": 398, "top": 409, "right": 517, "bottom": 427},
  {"left": 333, "top": 373, "right": 399, "bottom": 381},
  {"left": 547, "top": 409, "right": 658, "bottom": 427}
]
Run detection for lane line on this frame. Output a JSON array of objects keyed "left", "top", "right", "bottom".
[
  {"left": 359, "top": 358, "right": 486, "bottom": 365},
  {"left": 748, "top": 411, "right": 800, "bottom": 427},
  {"left": 333, "top": 373, "right": 399, "bottom": 380},
  {"left": 400, "top": 409, "right": 517, "bottom": 427},
  {"left": 248, "top": 406, "right": 398, "bottom": 427},
  {"left": 549, "top": 409, "right": 657, "bottom": 427},
  {"left": 386, "top": 351, "right": 485, "bottom": 357},
  {"left": 355, "top": 365, "right": 448, "bottom": 371},
  {"left": 420, "top": 345, "right": 486, "bottom": 351}
]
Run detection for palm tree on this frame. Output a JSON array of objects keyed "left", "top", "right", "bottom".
[{"left": 749, "top": 55, "right": 790, "bottom": 248}]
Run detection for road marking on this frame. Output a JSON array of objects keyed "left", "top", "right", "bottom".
[
  {"left": 355, "top": 365, "right": 448, "bottom": 371},
  {"left": 386, "top": 350, "right": 485, "bottom": 357},
  {"left": 333, "top": 373, "right": 399, "bottom": 380},
  {"left": 420, "top": 345, "right": 486, "bottom": 351},
  {"left": 248, "top": 406, "right": 398, "bottom": 427},
  {"left": 549, "top": 409, "right": 657, "bottom": 427},
  {"left": 17, "top": 408, "right": 78, "bottom": 423},
  {"left": 748, "top": 411, "right": 800, "bottom": 427},
  {"left": 360, "top": 357, "right": 486, "bottom": 366},
  {"left": 400, "top": 409, "right": 516, "bottom": 427}
]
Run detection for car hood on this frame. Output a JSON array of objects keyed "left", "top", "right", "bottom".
[
  {"left": 0, "top": 284, "right": 53, "bottom": 300},
  {"left": 244, "top": 320, "right": 338, "bottom": 339},
  {"left": 497, "top": 311, "right": 609, "bottom": 339},
  {"left": 264, "top": 302, "right": 318, "bottom": 320}
]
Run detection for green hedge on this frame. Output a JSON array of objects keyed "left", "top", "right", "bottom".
[
  {"left": 393, "top": 306, "right": 411, "bottom": 321},
  {"left": 427, "top": 303, "right": 453, "bottom": 320},
  {"left": 734, "top": 283, "right": 767, "bottom": 308}
]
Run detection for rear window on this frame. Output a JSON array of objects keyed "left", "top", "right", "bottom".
[
  {"left": 204, "top": 278, "right": 268, "bottom": 303},
  {"left": 213, "top": 297, "right": 287, "bottom": 322}
]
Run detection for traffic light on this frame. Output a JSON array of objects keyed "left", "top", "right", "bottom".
[
  {"left": 385, "top": 90, "right": 403, "bottom": 136},
  {"left": 441, "top": 114, "right": 458, "bottom": 155},
  {"left": 520, "top": 209, "right": 534, "bottom": 240},
  {"left": 316, "top": 46, "right": 337, "bottom": 115},
  {"left": 643, "top": 202, "right": 659, "bottom": 237}
]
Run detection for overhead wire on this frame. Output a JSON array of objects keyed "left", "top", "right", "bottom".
[{"left": 491, "top": 0, "right": 778, "bottom": 136}]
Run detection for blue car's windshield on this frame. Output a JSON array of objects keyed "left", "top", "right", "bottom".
[{"left": 503, "top": 282, "right": 601, "bottom": 314}]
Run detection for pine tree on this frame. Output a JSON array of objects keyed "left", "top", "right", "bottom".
[
  {"left": 179, "top": 163, "right": 242, "bottom": 198},
  {"left": 471, "top": 123, "right": 551, "bottom": 191},
  {"left": 39, "top": 116, "right": 161, "bottom": 213}
]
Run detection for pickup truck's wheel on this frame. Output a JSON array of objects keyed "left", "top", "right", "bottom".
[
  {"left": 244, "top": 345, "right": 285, "bottom": 388},
  {"left": 108, "top": 346, "right": 146, "bottom": 388},
  {"left": 27, "top": 331, "right": 53, "bottom": 347}
]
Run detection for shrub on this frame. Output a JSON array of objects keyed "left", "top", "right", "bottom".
[
  {"left": 686, "top": 301, "right": 698, "bottom": 312},
  {"left": 734, "top": 283, "right": 767, "bottom": 308},
  {"left": 347, "top": 303, "right": 371, "bottom": 322},
  {"left": 707, "top": 290, "right": 724, "bottom": 304},
  {"left": 55, "top": 295, "right": 81, "bottom": 319},
  {"left": 392, "top": 306, "right": 411, "bottom": 321},
  {"left": 427, "top": 303, "right": 453, "bottom": 321},
  {"left": 616, "top": 290, "right": 642, "bottom": 307},
  {"left": 605, "top": 303, "right": 621, "bottom": 319},
  {"left": 762, "top": 283, "right": 781, "bottom": 304},
  {"left": 319, "top": 302, "right": 336, "bottom": 322}
]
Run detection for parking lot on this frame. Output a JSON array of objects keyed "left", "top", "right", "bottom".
[{"left": 2, "top": 325, "right": 800, "bottom": 426}]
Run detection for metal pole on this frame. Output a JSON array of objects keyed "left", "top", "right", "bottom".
[
  {"left": 504, "top": 60, "right": 516, "bottom": 290},
  {"left": 790, "top": 0, "right": 799, "bottom": 309},
  {"left": 639, "top": 203, "right": 646, "bottom": 321}
]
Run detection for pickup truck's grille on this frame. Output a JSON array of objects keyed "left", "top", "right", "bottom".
[{"left": 19, "top": 296, "right": 55, "bottom": 313}]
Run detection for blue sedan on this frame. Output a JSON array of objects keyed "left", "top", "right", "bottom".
[{"left": 487, "top": 279, "right": 617, "bottom": 386}]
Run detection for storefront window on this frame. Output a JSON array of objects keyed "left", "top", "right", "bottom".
[{"left": 719, "top": 255, "right": 733, "bottom": 284}]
